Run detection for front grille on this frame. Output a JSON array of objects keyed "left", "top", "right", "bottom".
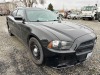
[{"left": 76, "top": 39, "right": 95, "bottom": 54}]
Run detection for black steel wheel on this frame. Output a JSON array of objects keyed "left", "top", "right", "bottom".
[
  {"left": 29, "top": 37, "right": 44, "bottom": 65},
  {"left": 98, "top": 17, "right": 100, "bottom": 22},
  {"left": 8, "top": 26, "right": 14, "bottom": 36}
]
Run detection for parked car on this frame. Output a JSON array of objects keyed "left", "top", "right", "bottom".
[
  {"left": 98, "top": 13, "right": 100, "bottom": 22},
  {"left": 97, "top": 7, "right": 100, "bottom": 22},
  {"left": 67, "top": 13, "right": 80, "bottom": 19},
  {"left": 6, "top": 7, "right": 97, "bottom": 67},
  {"left": 81, "top": 6, "right": 97, "bottom": 20}
]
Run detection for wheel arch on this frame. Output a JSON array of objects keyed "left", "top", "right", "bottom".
[
  {"left": 27, "top": 33, "right": 42, "bottom": 46},
  {"left": 6, "top": 18, "right": 9, "bottom": 28}
]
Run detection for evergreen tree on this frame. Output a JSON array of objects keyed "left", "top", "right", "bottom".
[{"left": 48, "top": 3, "right": 54, "bottom": 11}]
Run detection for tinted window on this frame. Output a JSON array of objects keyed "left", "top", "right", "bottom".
[
  {"left": 26, "top": 10, "right": 58, "bottom": 22},
  {"left": 16, "top": 9, "right": 24, "bottom": 17},
  {"left": 12, "top": 10, "right": 17, "bottom": 16}
]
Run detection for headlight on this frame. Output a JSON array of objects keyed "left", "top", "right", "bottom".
[{"left": 47, "top": 40, "right": 73, "bottom": 50}]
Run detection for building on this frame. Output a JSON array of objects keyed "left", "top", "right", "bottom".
[{"left": 0, "top": 2, "right": 16, "bottom": 15}]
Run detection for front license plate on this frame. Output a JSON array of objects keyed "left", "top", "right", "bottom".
[{"left": 86, "top": 52, "right": 92, "bottom": 59}]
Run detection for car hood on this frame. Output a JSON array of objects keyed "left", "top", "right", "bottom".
[{"left": 29, "top": 21, "right": 93, "bottom": 41}]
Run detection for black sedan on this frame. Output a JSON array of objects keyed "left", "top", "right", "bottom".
[{"left": 6, "top": 7, "right": 97, "bottom": 67}]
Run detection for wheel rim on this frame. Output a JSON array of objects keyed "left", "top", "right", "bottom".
[
  {"left": 31, "top": 43, "right": 40, "bottom": 60},
  {"left": 8, "top": 27, "right": 11, "bottom": 34}
]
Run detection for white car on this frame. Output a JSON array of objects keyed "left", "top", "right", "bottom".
[
  {"left": 81, "top": 6, "right": 97, "bottom": 20},
  {"left": 67, "top": 13, "right": 80, "bottom": 19},
  {"left": 97, "top": 7, "right": 100, "bottom": 22}
]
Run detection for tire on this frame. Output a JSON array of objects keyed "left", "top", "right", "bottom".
[
  {"left": 88, "top": 17, "right": 93, "bottom": 20},
  {"left": 74, "top": 17, "right": 77, "bottom": 20},
  {"left": 29, "top": 37, "right": 44, "bottom": 65},
  {"left": 7, "top": 24, "right": 14, "bottom": 36},
  {"left": 91, "top": 17, "right": 94, "bottom": 20},
  {"left": 94, "top": 14, "right": 98, "bottom": 20},
  {"left": 98, "top": 17, "right": 100, "bottom": 22},
  {"left": 82, "top": 18, "right": 85, "bottom": 20}
]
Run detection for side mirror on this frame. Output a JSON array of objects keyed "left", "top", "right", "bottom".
[
  {"left": 57, "top": 16, "right": 62, "bottom": 23},
  {"left": 14, "top": 16, "right": 25, "bottom": 24},
  {"left": 57, "top": 17, "right": 59, "bottom": 19},
  {"left": 14, "top": 16, "right": 23, "bottom": 21}
]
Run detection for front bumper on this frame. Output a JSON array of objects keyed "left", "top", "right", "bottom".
[
  {"left": 43, "top": 33, "right": 96, "bottom": 68},
  {"left": 44, "top": 51, "right": 93, "bottom": 68},
  {"left": 45, "top": 53, "right": 88, "bottom": 68},
  {"left": 82, "top": 15, "right": 94, "bottom": 18}
]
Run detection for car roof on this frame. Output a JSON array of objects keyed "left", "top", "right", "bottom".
[{"left": 16, "top": 7, "right": 46, "bottom": 11}]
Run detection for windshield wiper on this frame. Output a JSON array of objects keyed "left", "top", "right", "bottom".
[
  {"left": 49, "top": 20, "right": 58, "bottom": 21},
  {"left": 53, "top": 20, "right": 58, "bottom": 21},
  {"left": 30, "top": 20, "right": 43, "bottom": 22}
]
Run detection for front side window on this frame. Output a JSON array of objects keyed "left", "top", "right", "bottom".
[
  {"left": 82, "top": 6, "right": 96, "bottom": 11},
  {"left": 16, "top": 9, "right": 24, "bottom": 17},
  {"left": 26, "top": 10, "right": 58, "bottom": 22}
]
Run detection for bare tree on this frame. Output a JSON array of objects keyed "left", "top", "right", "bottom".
[
  {"left": 20, "top": 0, "right": 37, "bottom": 7},
  {"left": 39, "top": 0, "right": 45, "bottom": 4},
  {"left": 12, "top": 0, "right": 45, "bottom": 7},
  {"left": 11, "top": 0, "right": 21, "bottom": 7}
]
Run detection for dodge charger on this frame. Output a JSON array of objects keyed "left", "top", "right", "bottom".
[{"left": 6, "top": 7, "right": 97, "bottom": 67}]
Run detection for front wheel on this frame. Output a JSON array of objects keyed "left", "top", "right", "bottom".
[
  {"left": 98, "top": 17, "right": 100, "bottom": 22},
  {"left": 29, "top": 37, "right": 44, "bottom": 65}
]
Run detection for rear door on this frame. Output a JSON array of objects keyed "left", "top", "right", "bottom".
[{"left": 7, "top": 9, "right": 18, "bottom": 35}]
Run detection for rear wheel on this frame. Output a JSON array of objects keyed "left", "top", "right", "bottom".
[
  {"left": 29, "top": 37, "right": 44, "bottom": 65},
  {"left": 7, "top": 24, "right": 14, "bottom": 36},
  {"left": 98, "top": 17, "right": 100, "bottom": 22},
  {"left": 82, "top": 18, "right": 85, "bottom": 20}
]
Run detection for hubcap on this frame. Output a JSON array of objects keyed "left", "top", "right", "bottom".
[
  {"left": 32, "top": 45, "right": 40, "bottom": 59},
  {"left": 33, "top": 45, "right": 39, "bottom": 57}
]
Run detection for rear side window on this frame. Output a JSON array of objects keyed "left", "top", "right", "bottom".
[
  {"left": 16, "top": 9, "right": 24, "bottom": 17},
  {"left": 12, "top": 10, "right": 17, "bottom": 17}
]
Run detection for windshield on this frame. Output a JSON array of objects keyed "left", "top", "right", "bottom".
[
  {"left": 26, "top": 10, "right": 58, "bottom": 22},
  {"left": 82, "top": 6, "right": 96, "bottom": 11}
]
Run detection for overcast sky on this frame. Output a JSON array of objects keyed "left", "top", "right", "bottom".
[
  {"left": 45, "top": 0, "right": 100, "bottom": 10},
  {"left": 0, "top": 0, "right": 100, "bottom": 10}
]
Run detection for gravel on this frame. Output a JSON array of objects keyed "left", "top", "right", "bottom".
[{"left": 0, "top": 16, "right": 100, "bottom": 75}]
